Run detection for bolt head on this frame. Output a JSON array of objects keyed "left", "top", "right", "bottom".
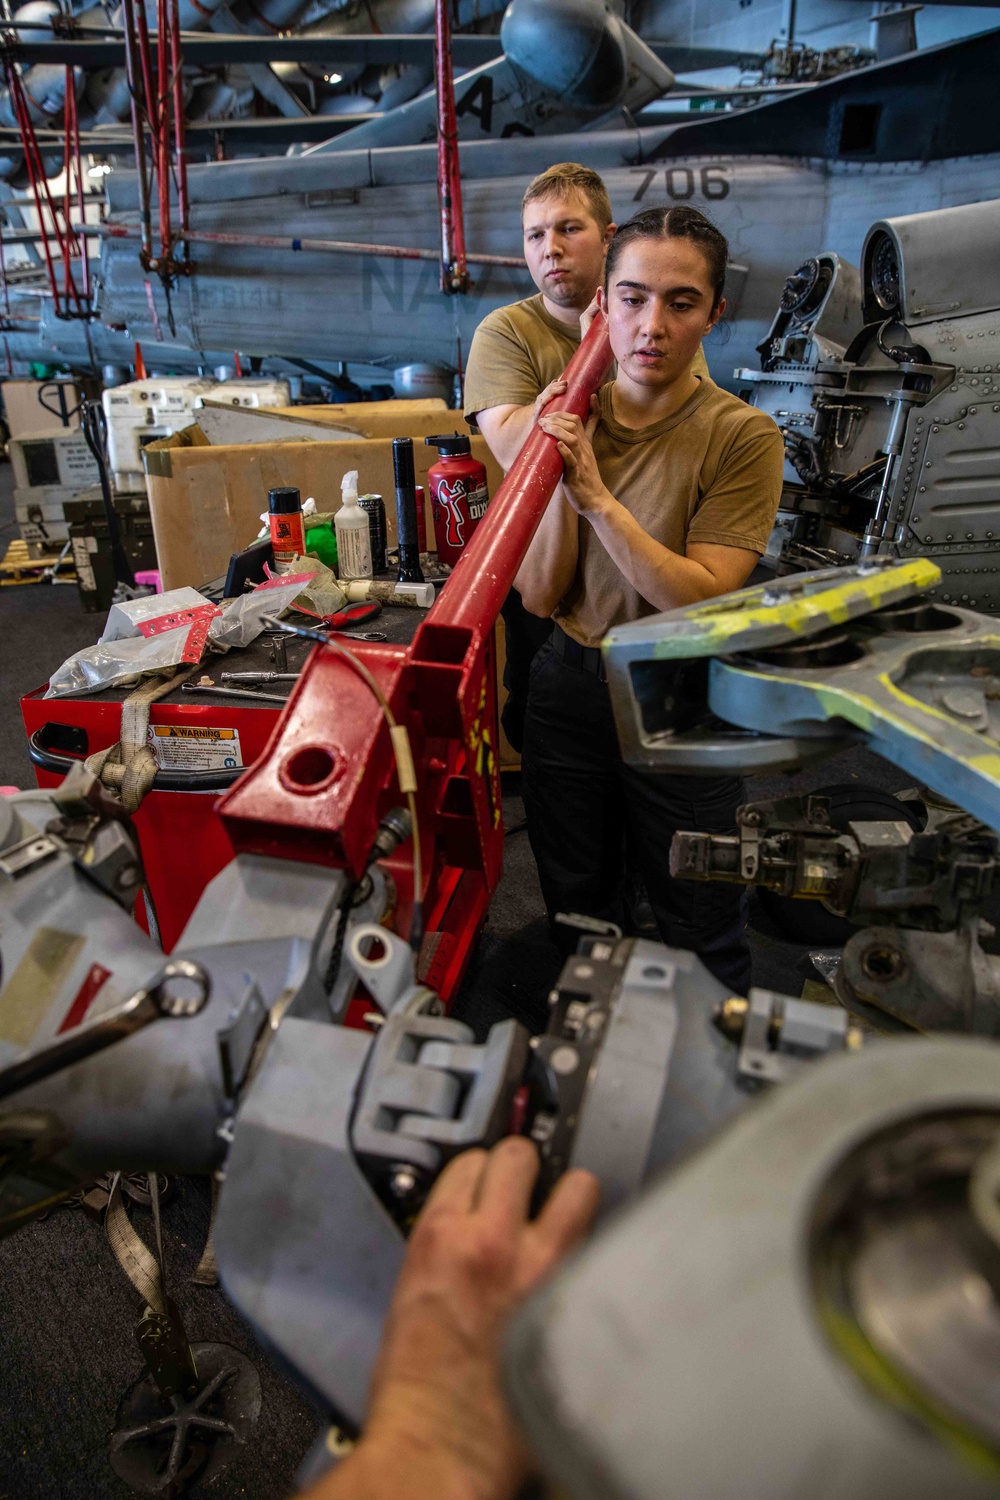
[{"left": 389, "top": 1166, "right": 419, "bottom": 1199}]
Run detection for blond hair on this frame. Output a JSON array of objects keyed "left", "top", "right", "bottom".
[{"left": 521, "top": 162, "right": 613, "bottom": 232}]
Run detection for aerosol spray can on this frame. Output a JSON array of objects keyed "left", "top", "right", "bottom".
[
  {"left": 359, "top": 492, "right": 387, "bottom": 573},
  {"left": 268, "top": 486, "right": 306, "bottom": 574},
  {"left": 392, "top": 437, "right": 425, "bottom": 584},
  {"left": 424, "top": 434, "right": 490, "bottom": 567}
]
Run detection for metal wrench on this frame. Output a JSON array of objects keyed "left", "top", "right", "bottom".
[
  {"left": 220, "top": 671, "right": 302, "bottom": 684},
  {"left": 181, "top": 682, "right": 290, "bottom": 704}
]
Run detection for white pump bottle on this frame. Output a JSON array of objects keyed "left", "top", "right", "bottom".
[{"left": 335, "top": 469, "right": 373, "bottom": 581}]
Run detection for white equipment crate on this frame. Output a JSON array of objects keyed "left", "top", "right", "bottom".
[
  {"left": 15, "top": 486, "right": 75, "bottom": 552},
  {"left": 102, "top": 377, "right": 217, "bottom": 490},
  {"left": 210, "top": 378, "right": 291, "bottom": 408},
  {"left": 1, "top": 379, "right": 82, "bottom": 439},
  {"left": 8, "top": 429, "right": 100, "bottom": 492},
  {"left": 103, "top": 376, "right": 292, "bottom": 489}
]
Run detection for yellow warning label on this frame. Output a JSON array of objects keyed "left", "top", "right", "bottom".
[
  {"left": 148, "top": 725, "right": 243, "bottom": 771},
  {"left": 152, "top": 726, "right": 237, "bottom": 740}
]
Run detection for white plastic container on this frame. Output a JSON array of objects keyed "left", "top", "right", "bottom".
[
  {"left": 335, "top": 470, "right": 373, "bottom": 581},
  {"left": 1, "top": 378, "right": 82, "bottom": 438},
  {"left": 211, "top": 377, "right": 292, "bottom": 408},
  {"left": 9, "top": 429, "right": 99, "bottom": 492},
  {"left": 102, "top": 377, "right": 217, "bottom": 490}
]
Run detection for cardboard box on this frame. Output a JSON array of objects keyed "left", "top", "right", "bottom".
[
  {"left": 264, "top": 399, "right": 450, "bottom": 432},
  {"left": 195, "top": 399, "right": 459, "bottom": 448},
  {"left": 143, "top": 419, "right": 503, "bottom": 591},
  {"left": 9, "top": 429, "right": 100, "bottom": 491}
]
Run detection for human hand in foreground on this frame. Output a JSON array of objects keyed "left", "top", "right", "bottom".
[
  {"left": 538, "top": 397, "right": 610, "bottom": 516},
  {"left": 307, "top": 1136, "right": 599, "bottom": 1500}
]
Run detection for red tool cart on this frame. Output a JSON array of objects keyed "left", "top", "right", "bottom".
[
  {"left": 20, "top": 603, "right": 506, "bottom": 1003},
  {"left": 21, "top": 630, "right": 307, "bottom": 953}
]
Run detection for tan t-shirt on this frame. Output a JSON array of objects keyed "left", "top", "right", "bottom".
[
  {"left": 556, "top": 379, "right": 784, "bottom": 648},
  {"left": 463, "top": 292, "right": 710, "bottom": 422}
]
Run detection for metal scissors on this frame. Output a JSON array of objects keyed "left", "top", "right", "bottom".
[{"left": 315, "top": 600, "right": 386, "bottom": 641}]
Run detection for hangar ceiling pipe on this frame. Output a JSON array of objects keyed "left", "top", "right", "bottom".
[{"left": 91, "top": 218, "right": 527, "bottom": 267}]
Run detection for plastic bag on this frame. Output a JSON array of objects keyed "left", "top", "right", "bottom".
[
  {"left": 45, "top": 629, "right": 199, "bottom": 698},
  {"left": 211, "top": 572, "right": 316, "bottom": 649},
  {"left": 45, "top": 572, "right": 315, "bottom": 698},
  {"left": 283, "top": 555, "right": 346, "bottom": 619},
  {"left": 100, "top": 587, "right": 209, "bottom": 644}
]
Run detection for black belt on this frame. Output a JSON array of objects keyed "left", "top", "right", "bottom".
[{"left": 551, "top": 624, "right": 606, "bottom": 681}]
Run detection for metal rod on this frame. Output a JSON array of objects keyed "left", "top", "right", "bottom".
[
  {"left": 67, "top": 66, "right": 90, "bottom": 300},
  {"left": 424, "top": 312, "right": 613, "bottom": 633},
  {"left": 861, "top": 388, "right": 921, "bottom": 556},
  {"left": 169, "top": 0, "right": 188, "bottom": 236},
  {"left": 92, "top": 221, "right": 526, "bottom": 268},
  {"left": 134, "top": 0, "right": 161, "bottom": 137},
  {"left": 121, "top": 0, "right": 153, "bottom": 261},
  {"left": 156, "top": 0, "right": 171, "bottom": 262},
  {"left": 2, "top": 58, "right": 82, "bottom": 315},
  {"left": 61, "top": 65, "right": 72, "bottom": 309},
  {"left": 180, "top": 682, "right": 290, "bottom": 703},
  {"left": 435, "top": 0, "right": 468, "bottom": 294},
  {"left": 220, "top": 671, "right": 302, "bottom": 683}
]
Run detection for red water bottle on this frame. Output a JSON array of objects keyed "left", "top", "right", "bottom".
[{"left": 425, "top": 434, "right": 490, "bottom": 567}]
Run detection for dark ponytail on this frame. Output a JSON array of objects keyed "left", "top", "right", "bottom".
[{"left": 605, "top": 206, "right": 728, "bottom": 308}]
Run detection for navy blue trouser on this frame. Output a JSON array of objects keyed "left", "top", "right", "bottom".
[
  {"left": 522, "top": 640, "right": 751, "bottom": 994},
  {"left": 500, "top": 588, "right": 554, "bottom": 754}
]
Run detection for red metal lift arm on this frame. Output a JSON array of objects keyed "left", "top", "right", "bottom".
[{"left": 218, "top": 315, "right": 612, "bottom": 989}]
